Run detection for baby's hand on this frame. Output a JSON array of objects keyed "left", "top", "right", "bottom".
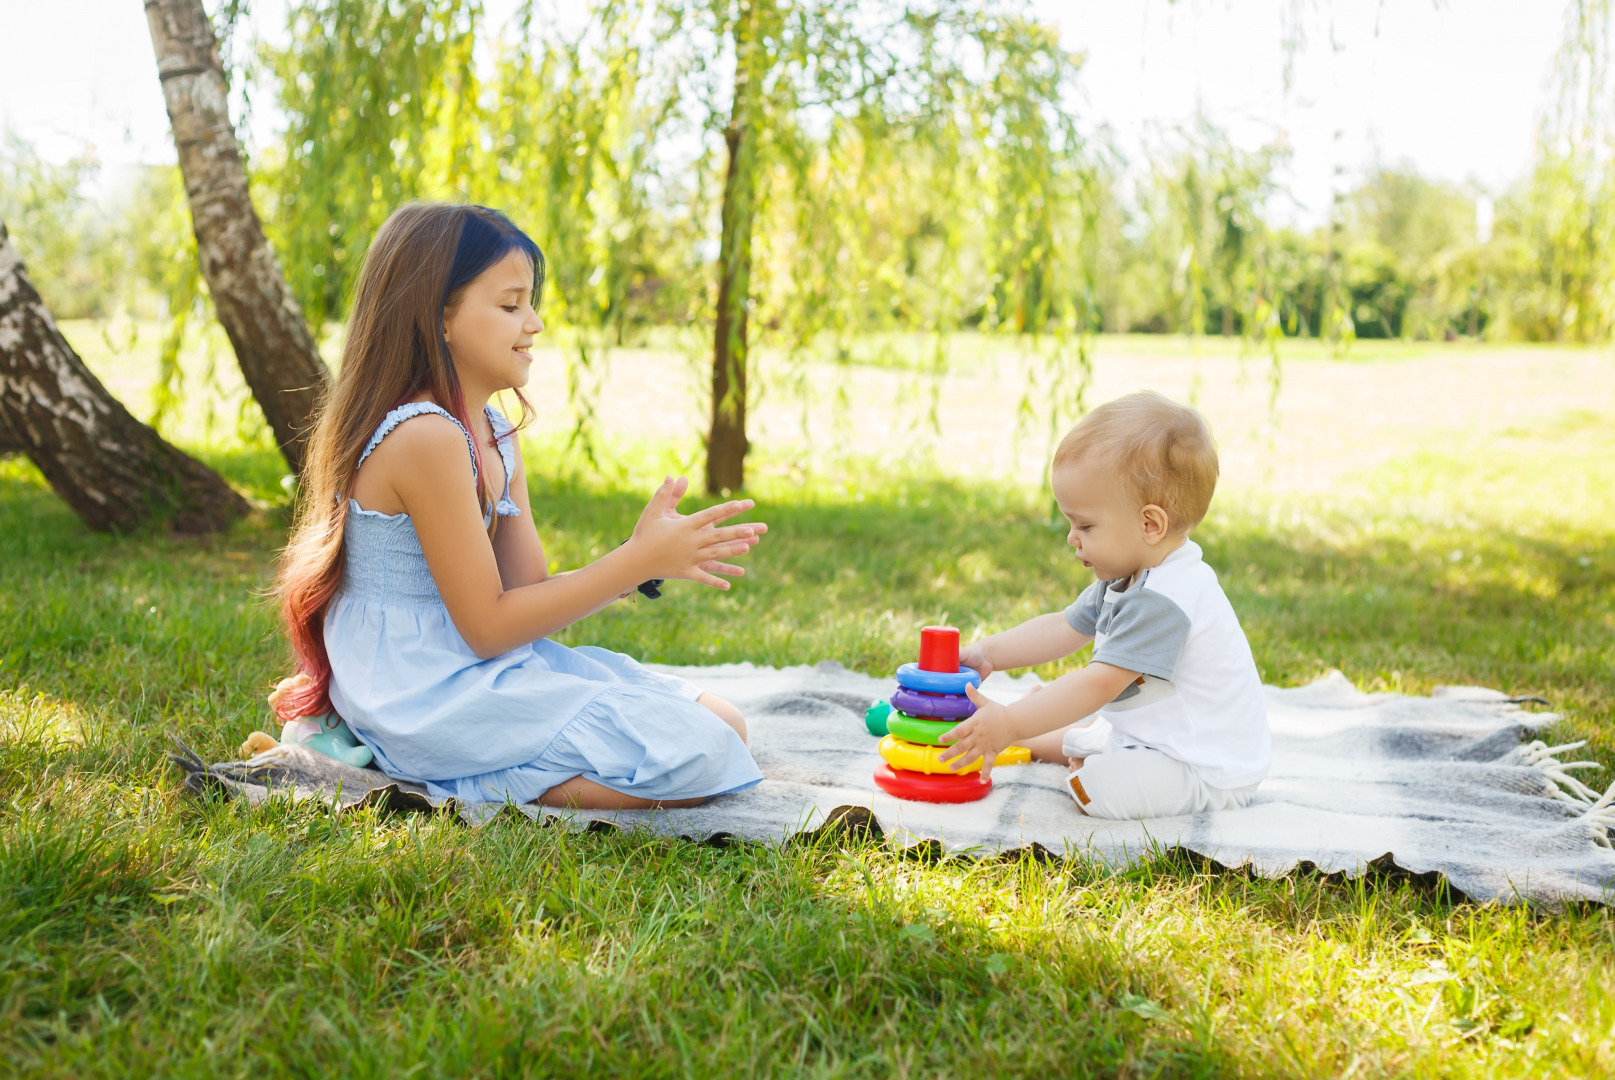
[
  {"left": 938, "top": 683, "right": 1012, "bottom": 782},
  {"left": 958, "top": 640, "right": 994, "bottom": 680},
  {"left": 629, "top": 476, "right": 769, "bottom": 590}
]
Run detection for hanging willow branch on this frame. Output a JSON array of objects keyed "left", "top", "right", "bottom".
[{"left": 260, "top": 0, "right": 1107, "bottom": 486}]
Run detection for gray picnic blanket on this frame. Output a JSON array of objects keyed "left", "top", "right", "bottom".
[{"left": 173, "top": 664, "right": 1615, "bottom": 906}]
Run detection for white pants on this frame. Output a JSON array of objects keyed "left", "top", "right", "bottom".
[{"left": 1066, "top": 744, "right": 1259, "bottom": 820}]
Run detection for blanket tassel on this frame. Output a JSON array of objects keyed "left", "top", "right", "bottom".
[
  {"left": 1518, "top": 740, "right": 1605, "bottom": 806},
  {"left": 1516, "top": 739, "right": 1615, "bottom": 847},
  {"left": 1579, "top": 784, "right": 1615, "bottom": 850}
]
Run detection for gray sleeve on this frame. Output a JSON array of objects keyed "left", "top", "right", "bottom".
[
  {"left": 1063, "top": 579, "right": 1108, "bottom": 636},
  {"left": 1090, "top": 588, "right": 1190, "bottom": 681}
]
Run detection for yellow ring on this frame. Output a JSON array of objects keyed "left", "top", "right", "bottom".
[{"left": 877, "top": 735, "right": 1030, "bottom": 775}]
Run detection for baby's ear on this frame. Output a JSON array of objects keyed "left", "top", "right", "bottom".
[{"left": 1141, "top": 503, "right": 1172, "bottom": 542}]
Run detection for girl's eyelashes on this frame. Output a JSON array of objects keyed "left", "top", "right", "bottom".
[{"left": 502, "top": 305, "right": 519, "bottom": 313}]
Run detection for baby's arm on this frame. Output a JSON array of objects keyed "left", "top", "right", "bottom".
[
  {"left": 938, "top": 661, "right": 1137, "bottom": 780},
  {"left": 960, "top": 612, "right": 1092, "bottom": 678}
]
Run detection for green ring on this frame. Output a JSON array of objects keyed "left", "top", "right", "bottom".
[{"left": 887, "top": 712, "right": 960, "bottom": 746}]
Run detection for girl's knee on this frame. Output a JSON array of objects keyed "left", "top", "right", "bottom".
[{"left": 697, "top": 692, "right": 748, "bottom": 744}]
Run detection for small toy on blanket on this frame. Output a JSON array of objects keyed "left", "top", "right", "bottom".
[
  {"left": 871, "top": 626, "right": 1027, "bottom": 803},
  {"left": 239, "top": 677, "right": 375, "bottom": 768}
]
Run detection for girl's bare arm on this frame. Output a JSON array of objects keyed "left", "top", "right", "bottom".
[
  {"left": 385, "top": 417, "right": 763, "bottom": 658},
  {"left": 488, "top": 430, "right": 550, "bottom": 590}
]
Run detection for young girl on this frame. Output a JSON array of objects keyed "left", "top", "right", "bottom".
[{"left": 273, "top": 202, "right": 766, "bottom": 809}]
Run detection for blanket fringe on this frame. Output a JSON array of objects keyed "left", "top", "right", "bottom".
[
  {"left": 1517, "top": 739, "right": 1607, "bottom": 807},
  {"left": 1579, "top": 784, "right": 1615, "bottom": 850}
]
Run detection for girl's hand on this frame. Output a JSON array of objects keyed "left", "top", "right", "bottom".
[
  {"left": 938, "top": 683, "right": 1013, "bottom": 782},
  {"left": 959, "top": 640, "right": 995, "bottom": 680},
  {"left": 628, "top": 476, "right": 768, "bottom": 590}
]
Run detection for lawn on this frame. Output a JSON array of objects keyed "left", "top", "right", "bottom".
[{"left": 1, "top": 329, "right": 1613, "bottom": 1076}]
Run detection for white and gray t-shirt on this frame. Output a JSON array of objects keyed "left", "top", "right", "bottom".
[{"left": 1063, "top": 540, "right": 1270, "bottom": 789}]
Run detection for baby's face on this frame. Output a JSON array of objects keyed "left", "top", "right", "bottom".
[{"left": 1050, "top": 458, "right": 1153, "bottom": 582}]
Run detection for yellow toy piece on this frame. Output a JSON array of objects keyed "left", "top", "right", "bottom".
[{"left": 878, "top": 734, "right": 1030, "bottom": 775}]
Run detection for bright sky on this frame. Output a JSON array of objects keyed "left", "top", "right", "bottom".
[{"left": 0, "top": 0, "right": 1569, "bottom": 224}]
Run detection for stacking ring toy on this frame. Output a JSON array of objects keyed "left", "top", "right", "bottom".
[
  {"left": 873, "top": 763, "right": 992, "bottom": 803},
  {"left": 886, "top": 712, "right": 958, "bottom": 746},
  {"left": 891, "top": 687, "right": 976, "bottom": 719},
  {"left": 895, "top": 663, "right": 981, "bottom": 694},
  {"left": 878, "top": 735, "right": 1031, "bottom": 775}
]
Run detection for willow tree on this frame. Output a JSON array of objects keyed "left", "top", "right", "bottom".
[
  {"left": 1495, "top": 0, "right": 1615, "bottom": 342},
  {"left": 675, "top": 0, "right": 1098, "bottom": 490},
  {"left": 262, "top": 0, "right": 484, "bottom": 329},
  {"left": 263, "top": 0, "right": 680, "bottom": 461},
  {"left": 259, "top": 0, "right": 1100, "bottom": 490},
  {"left": 476, "top": 1, "right": 689, "bottom": 458}
]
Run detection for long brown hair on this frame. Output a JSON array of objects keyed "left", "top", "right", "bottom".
[{"left": 272, "top": 202, "right": 544, "bottom": 722}]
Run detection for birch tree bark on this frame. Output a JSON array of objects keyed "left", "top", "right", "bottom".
[
  {"left": 143, "top": 0, "right": 328, "bottom": 474},
  {"left": 0, "top": 221, "right": 248, "bottom": 534}
]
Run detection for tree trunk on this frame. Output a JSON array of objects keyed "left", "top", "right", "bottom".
[
  {"left": 144, "top": 0, "right": 328, "bottom": 475},
  {"left": 706, "top": 2, "right": 762, "bottom": 495},
  {"left": 0, "top": 222, "right": 248, "bottom": 534}
]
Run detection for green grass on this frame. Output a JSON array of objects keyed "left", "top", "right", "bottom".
[{"left": 2, "top": 374, "right": 1614, "bottom": 1075}]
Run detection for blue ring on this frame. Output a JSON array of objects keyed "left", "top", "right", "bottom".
[{"left": 896, "top": 663, "right": 982, "bottom": 694}]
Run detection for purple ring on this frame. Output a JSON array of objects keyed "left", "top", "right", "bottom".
[{"left": 890, "top": 687, "right": 977, "bottom": 719}]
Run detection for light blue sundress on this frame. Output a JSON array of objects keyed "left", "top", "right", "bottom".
[{"left": 323, "top": 401, "right": 764, "bottom": 804}]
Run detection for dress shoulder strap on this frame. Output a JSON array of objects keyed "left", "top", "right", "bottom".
[
  {"left": 484, "top": 404, "right": 521, "bottom": 518},
  {"left": 356, "top": 402, "right": 478, "bottom": 481}
]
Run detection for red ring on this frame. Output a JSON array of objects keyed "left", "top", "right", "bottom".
[{"left": 872, "top": 763, "right": 992, "bottom": 803}]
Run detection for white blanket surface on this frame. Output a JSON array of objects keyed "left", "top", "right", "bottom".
[{"left": 192, "top": 663, "right": 1615, "bottom": 906}]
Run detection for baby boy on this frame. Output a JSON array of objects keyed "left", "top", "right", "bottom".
[{"left": 941, "top": 391, "right": 1270, "bottom": 818}]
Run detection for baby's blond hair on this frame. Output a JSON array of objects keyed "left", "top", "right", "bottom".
[{"left": 1053, "top": 391, "right": 1219, "bottom": 533}]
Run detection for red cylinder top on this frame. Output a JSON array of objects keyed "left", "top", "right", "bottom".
[{"left": 918, "top": 625, "right": 960, "bottom": 673}]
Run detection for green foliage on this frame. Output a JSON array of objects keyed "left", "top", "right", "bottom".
[
  {"left": 0, "top": 142, "right": 231, "bottom": 436},
  {"left": 0, "top": 134, "right": 114, "bottom": 320},
  {"left": 254, "top": 0, "right": 1103, "bottom": 459},
  {"left": 261, "top": 0, "right": 484, "bottom": 330},
  {"left": 123, "top": 166, "right": 218, "bottom": 434}
]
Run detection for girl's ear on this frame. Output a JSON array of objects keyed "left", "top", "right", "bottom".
[{"left": 1141, "top": 503, "right": 1171, "bottom": 544}]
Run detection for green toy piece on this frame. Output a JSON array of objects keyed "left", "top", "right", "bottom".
[
  {"left": 886, "top": 711, "right": 960, "bottom": 746},
  {"left": 864, "top": 699, "right": 892, "bottom": 737},
  {"left": 281, "top": 712, "right": 375, "bottom": 769}
]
